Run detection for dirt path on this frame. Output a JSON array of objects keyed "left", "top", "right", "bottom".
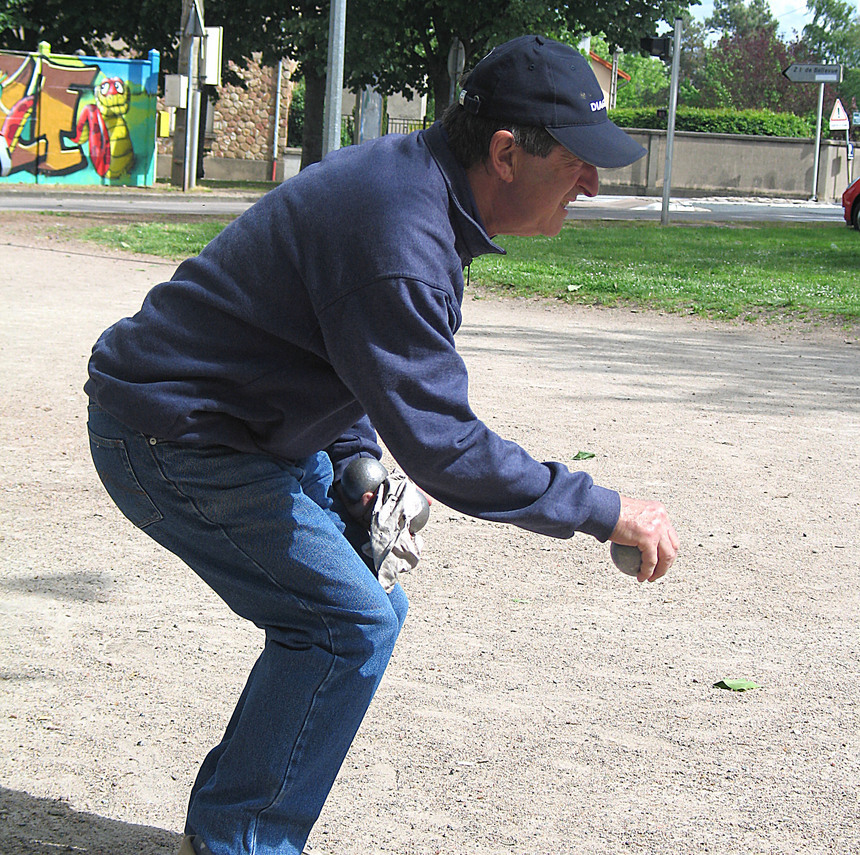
[{"left": 1, "top": 214, "right": 858, "bottom": 854}]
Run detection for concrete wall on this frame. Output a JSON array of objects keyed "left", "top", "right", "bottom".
[
  {"left": 159, "top": 148, "right": 303, "bottom": 182},
  {"left": 600, "top": 129, "right": 853, "bottom": 202}
]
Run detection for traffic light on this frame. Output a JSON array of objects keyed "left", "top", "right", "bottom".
[{"left": 640, "top": 36, "right": 670, "bottom": 58}]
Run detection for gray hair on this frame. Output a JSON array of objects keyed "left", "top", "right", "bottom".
[{"left": 440, "top": 101, "right": 558, "bottom": 169}]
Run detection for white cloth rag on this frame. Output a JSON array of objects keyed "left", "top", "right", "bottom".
[{"left": 363, "top": 472, "right": 425, "bottom": 593}]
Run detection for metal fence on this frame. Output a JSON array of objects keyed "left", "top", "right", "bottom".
[{"left": 384, "top": 116, "right": 428, "bottom": 135}]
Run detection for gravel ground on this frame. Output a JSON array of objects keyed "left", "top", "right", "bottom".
[{"left": 1, "top": 213, "right": 858, "bottom": 855}]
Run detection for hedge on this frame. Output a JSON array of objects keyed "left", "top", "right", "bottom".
[{"left": 609, "top": 107, "right": 813, "bottom": 138}]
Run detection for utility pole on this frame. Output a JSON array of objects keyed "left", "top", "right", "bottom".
[
  {"left": 321, "top": 0, "right": 347, "bottom": 157},
  {"left": 170, "top": 0, "right": 204, "bottom": 188}
]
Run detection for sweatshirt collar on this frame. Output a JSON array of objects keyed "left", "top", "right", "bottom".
[{"left": 423, "top": 122, "right": 505, "bottom": 266}]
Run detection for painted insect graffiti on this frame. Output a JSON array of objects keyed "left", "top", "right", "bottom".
[
  {"left": 0, "top": 45, "right": 157, "bottom": 184},
  {"left": 70, "top": 76, "right": 135, "bottom": 179}
]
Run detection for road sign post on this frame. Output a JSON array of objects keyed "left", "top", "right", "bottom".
[
  {"left": 828, "top": 99, "right": 852, "bottom": 181},
  {"left": 782, "top": 63, "right": 843, "bottom": 201},
  {"left": 661, "top": 18, "right": 682, "bottom": 226}
]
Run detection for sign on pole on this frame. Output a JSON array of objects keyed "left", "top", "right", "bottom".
[
  {"left": 782, "top": 63, "right": 843, "bottom": 83},
  {"left": 447, "top": 39, "right": 466, "bottom": 106},
  {"left": 782, "top": 63, "right": 843, "bottom": 200},
  {"left": 829, "top": 99, "right": 849, "bottom": 131}
]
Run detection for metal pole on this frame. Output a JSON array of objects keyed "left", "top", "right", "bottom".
[
  {"left": 188, "top": 87, "right": 201, "bottom": 188},
  {"left": 661, "top": 17, "right": 682, "bottom": 226},
  {"left": 180, "top": 0, "right": 204, "bottom": 190},
  {"left": 322, "top": 0, "right": 347, "bottom": 157},
  {"left": 184, "top": 42, "right": 195, "bottom": 191},
  {"left": 171, "top": 0, "right": 193, "bottom": 187},
  {"left": 609, "top": 51, "right": 619, "bottom": 110},
  {"left": 447, "top": 39, "right": 465, "bottom": 109},
  {"left": 272, "top": 59, "right": 283, "bottom": 180},
  {"left": 811, "top": 82, "right": 824, "bottom": 201}
]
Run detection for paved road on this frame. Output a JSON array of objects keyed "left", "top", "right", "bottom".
[
  {"left": 566, "top": 194, "right": 845, "bottom": 223},
  {"left": 0, "top": 187, "right": 846, "bottom": 223},
  {"left": 0, "top": 189, "right": 259, "bottom": 217}
]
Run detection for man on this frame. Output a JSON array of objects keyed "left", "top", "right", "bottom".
[{"left": 85, "top": 35, "right": 678, "bottom": 855}]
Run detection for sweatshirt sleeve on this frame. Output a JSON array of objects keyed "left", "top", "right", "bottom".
[
  {"left": 325, "top": 416, "right": 383, "bottom": 484},
  {"left": 317, "top": 278, "right": 620, "bottom": 541}
]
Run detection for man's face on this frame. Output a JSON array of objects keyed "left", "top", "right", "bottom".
[{"left": 499, "top": 145, "right": 599, "bottom": 237}]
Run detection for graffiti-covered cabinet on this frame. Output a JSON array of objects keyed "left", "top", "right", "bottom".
[{"left": 0, "top": 42, "right": 159, "bottom": 186}]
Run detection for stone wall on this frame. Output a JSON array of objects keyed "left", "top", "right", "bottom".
[
  {"left": 210, "top": 53, "right": 297, "bottom": 160},
  {"left": 157, "top": 53, "right": 297, "bottom": 164}
]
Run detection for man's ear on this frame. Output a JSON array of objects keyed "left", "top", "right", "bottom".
[{"left": 486, "top": 130, "right": 517, "bottom": 183}]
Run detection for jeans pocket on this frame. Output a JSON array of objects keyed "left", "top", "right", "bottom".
[{"left": 88, "top": 428, "right": 163, "bottom": 529}]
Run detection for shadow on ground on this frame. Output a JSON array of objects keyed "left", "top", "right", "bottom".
[
  {"left": 0, "top": 787, "right": 179, "bottom": 855},
  {"left": 458, "top": 319, "right": 858, "bottom": 415}
]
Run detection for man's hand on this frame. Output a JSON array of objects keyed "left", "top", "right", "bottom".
[
  {"left": 338, "top": 457, "right": 432, "bottom": 528},
  {"left": 340, "top": 487, "right": 377, "bottom": 526},
  {"left": 610, "top": 496, "right": 679, "bottom": 583}
]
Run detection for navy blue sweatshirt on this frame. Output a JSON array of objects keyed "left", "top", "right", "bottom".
[{"left": 85, "top": 122, "right": 620, "bottom": 541}]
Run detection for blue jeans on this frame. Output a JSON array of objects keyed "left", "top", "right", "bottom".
[{"left": 87, "top": 403, "right": 408, "bottom": 855}]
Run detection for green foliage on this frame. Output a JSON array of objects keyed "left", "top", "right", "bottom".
[
  {"left": 840, "top": 68, "right": 860, "bottom": 118},
  {"left": 610, "top": 106, "right": 814, "bottom": 136},
  {"left": 705, "top": 0, "right": 778, "bottom": 38},
  {"left": 588, "top": 33, "right": 670, "bottom": 108},
  {"left": 0, "top": 0, "right": 701, "bottom": 166},
  {"left": 803, "top": 0, "right": 860, "bottom": 66},
  {"left": 607, "top": 3, "right": 857, "bottom": 121},
  {"left": 286, "top": 78, "right": 305, "bottom": 147},
  {"left": 343, "top": 0, "right": 694, "bottom": 122},
  {"left": 615, "top": 54, "right": 670, "bottom": 107},
  {"left": 684, "top": 27, "right": 819, "bottom": 114}
]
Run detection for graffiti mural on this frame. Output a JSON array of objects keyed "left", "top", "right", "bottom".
[{"left": 0, "top": 41, "right": 159, "bottom": 186}]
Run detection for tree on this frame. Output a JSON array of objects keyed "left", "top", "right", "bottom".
[
  {"left": 1, "top": 0, "right": 697, "bottom": 166},
  {"left": 801, "top": 0, "right": 860, "bottom": 126},
  {"left": 0, "top": 0, "right": 332, "bottom": 164},
  {"left": 685, "top": 28, "right": 823, "bottom": 113},
  {"left": 705, "top": 0, "right": 779, "bottom": 38},
  {"left": 803, "top": 0, "right": 860, "bottom": 65},
  {"left": 0, "top": 0, "right": 280, "bottom": 86},
  {"left": 342, "top": 0, "right": 696, "bottom": 128}
]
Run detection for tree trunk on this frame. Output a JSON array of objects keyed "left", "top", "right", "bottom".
[{"left": 300, "top": 68, "right": 326, "bottom": 170}]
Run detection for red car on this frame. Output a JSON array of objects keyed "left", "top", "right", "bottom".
[{"left": 843, "top": 176, "right": 860, "bottom": 230}]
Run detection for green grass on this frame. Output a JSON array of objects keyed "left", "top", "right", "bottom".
[
  {"left": 79, "top": 218, "right": 859, "bottom": 326},
  {"left": 81, "top": 219, "right": 233, "bottom": 259},
  {"left": 473, "top": 221, "right": 860, "bottom": 325}
]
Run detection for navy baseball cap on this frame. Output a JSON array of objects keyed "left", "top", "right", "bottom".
[{"left": 458, "top": 35, "right": 646, "bottom": 169}]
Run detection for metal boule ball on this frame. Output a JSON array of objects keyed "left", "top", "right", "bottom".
[
  {"left": 410, "top": 491, "right": 430, "bottom": 533},
  {"left": 341, "top": 458, "right": 388, "bottom": 504},
  {"left": 610, "top": 542, "right": 642, "bottom": 577}
]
